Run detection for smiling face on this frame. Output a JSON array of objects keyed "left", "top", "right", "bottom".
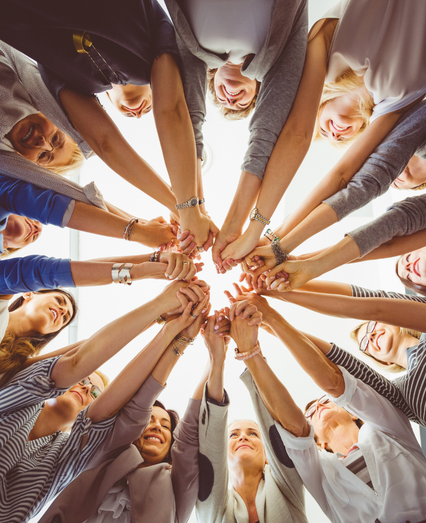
[
  {"left": 55, "top": 372, "right": 105, "bottom": 422},
  {"left": 397, "top": 247, "right": 426, "bottom": 286},
  {"left": 107, "top": 84, "right": 152, "bottom": 118},
  {"left": 134, "top": 406, "right": 173, "bottom": 465},
  {"left": 6, "top": 113, "right": 76, "bottom": 168},
  {"left": 227, "top": 420, "right": 266, "bottom": 472},
  {"left": 356, "top": 321, "right": 407, "bottom": 365},
  {"left": 214, "top": 63, "right": 257, "bottom": 111},
  {"left": 18, "top": 291, "right": 75, "bottom": 336},
  {"left": 391, "top": 155, "right": 426, "bottom": 190},
  {"left": 318, "top": 94, "right": 364, "bottom": 142},
  {"left": 3, "top": 215, "right": 43, "bottom": 251}
]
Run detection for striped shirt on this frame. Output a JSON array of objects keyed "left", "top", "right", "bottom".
[
  {"left": 327, "top": 285, "right": 426, "bottom": 427},
  {"left": 0, "top": 357, "right": 116, "bottom": 523}
]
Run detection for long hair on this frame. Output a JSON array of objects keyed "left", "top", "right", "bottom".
[
  {"left": 45, "top": 139, "right": 85, "bottom": 175},
  {"left": 314, "top": 69, "right": 375, "bottom": 147},
  {"left": 396, "top": 257, "right": 426, "bottom": 296},
  {"left": 0, "top": 289, "right": 78, "bottom": 386}
]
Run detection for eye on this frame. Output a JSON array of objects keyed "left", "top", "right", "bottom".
[
  {"left": 249, "top": 431, "right": 258, "bottom": 437},
  {"left": 38, "top": 151, "right": 51, "bottom": 165},
  {"left": 229, "top": 433, "right": 238, "bottom": 438},
  {"left": 162, "top": 424, "right": 171, "bottom": 430},
  {"left": 52, "top": 133, "right": 60, "bottom": 146}
]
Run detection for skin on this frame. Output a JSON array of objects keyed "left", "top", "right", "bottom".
[
  {"left": 135, "top": 406, "right": 173, "bottom": 466},
  {"left": 214, "top": 62, "right": 257, "bottom": 110},
  {"left": 107, "top": 84, "right": 153, "bottom": 118},
  {"left": 228, "top": 420, "right": 266, "bottom": 471},
  {"left": 5, "top": 113, "right": 76, "bottom": 168},
  {"left": 391, "top": 155, "right": 426, "bottom": 189},
  {"left": 397, "top": 247, "right": 426, "bottom": 285},
  {"left": 2, "top": 215, "right": 42, "bottom": 250},
  {"left": 7, "top": 291, "right": 74, "bottom": 337},
  {"left": 318, "top": 91, "right": 366, "bottom": 141}
]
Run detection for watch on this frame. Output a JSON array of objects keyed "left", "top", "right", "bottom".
[
  {"left": 250, "top": 208, "right": 270, "bottom": 226},
  {"left": 175, "top": 196, "right": 199, "bottom": 210},
  {"left": 198, "top": 198, "right": 206, "bottom": 205},
  {"left": 264, "top": 228, "right": 279, "bottom": 242}
]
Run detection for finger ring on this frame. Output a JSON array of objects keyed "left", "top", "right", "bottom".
[
  {"left": 197, "top": 246, "right": 204, "bottom": 252},
  {"left": 182, "top": 260, "right": 188, "bottom": 265},
  {"left": 190, "top": 313, "right": 198, "bottom": 318}
]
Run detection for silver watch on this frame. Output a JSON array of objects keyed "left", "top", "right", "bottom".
[
  {"left": 175, "top": 196, "right": 199, "bottom": 210},
  {"left": 250, "top": 208, "right": 270, "bottom": 226}
]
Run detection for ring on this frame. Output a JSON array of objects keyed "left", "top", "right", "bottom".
[
  {"left": 190, "top": 313, "right": 198, "bottom": 318},
  {"left": 197, "top": 246, "right": 204, "bottom": 252},
  {"left": 182, "top": 260, "right": 188, "bottom": 265}
]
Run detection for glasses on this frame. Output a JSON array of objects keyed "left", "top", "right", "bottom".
[
  {"left": 79, "top": 377, "right": 103, "bottom": 400},
  {"left": 359, "top": 321, "right": 377, "bottom": 353},
  {"left": 304, "top": 395, "right": 330, "bottom": 419},
  {"left": 36, "top": 131, "right": 66, "bottom": 166}
]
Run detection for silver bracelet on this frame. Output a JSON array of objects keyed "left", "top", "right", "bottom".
[
  {"left": 111, "top": 263, "right": 134, "bottom": 285},
  {"left": 123, "top": 218, "right": 138, "bottom": 241},
  {"left": 172, "top": 343, "right": 184, "bottom": 357},
  {"left": 271, "top": 238, "right": 288, "bottom": 265},
  {"left": 149, "top": 251, "right": 160, "bottom": 263}
]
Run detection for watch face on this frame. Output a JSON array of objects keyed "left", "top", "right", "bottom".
[{"left": 190, "top": 198, "right": 198, "bottom": 207}]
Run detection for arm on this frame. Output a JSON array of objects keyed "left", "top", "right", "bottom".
[
  {"left": 22, "top": 341, "right": 84, "bottom": 368},
  {"left": 58, "top": 89, "right": 177, "bottom": 214}
]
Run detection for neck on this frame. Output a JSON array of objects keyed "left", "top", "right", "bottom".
[
  {"left": 395, "top": 336, "right": 417, "bottom": 368},
  {"left": 7, "top": 310, "right": 35, "bottom": 339},
  {"left": 327, "top": 423, "right": 359, "bottom": 455},
  {"left": 230, "top": 465, "right": 263, "bottom": 506},
  {"left": 28, "top": 402, "right": 70, "bottom": 441}
]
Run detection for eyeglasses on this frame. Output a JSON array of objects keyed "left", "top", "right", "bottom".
[
  {"left": 304, "top": 395, "right": 330, "bottom": 419},
  {"left": 36, "top": 131, "right": 66, "bottom": 166},
  {"left": 79, "top": 377, "right": 103, "bottom": 400},
  {"left": 359, "top": 321, "right": 377, "bottom": 353}
]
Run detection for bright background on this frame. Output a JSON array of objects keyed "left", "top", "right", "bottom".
[{"left": 24, "top": 1, "right": 425, "bottom": 521}]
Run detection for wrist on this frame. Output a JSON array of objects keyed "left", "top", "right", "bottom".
[{"left": 234, "top": 339, "right": 259, "bottom": 354}]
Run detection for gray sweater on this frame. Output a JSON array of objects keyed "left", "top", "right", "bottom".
[
  {"left": 324, "top": 98, "right": 426, "bottom": 221},
  {"left": 164, "top": 0, "right": 308, "bottom": 179}
]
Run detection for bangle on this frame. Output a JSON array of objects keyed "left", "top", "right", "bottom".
[
  {"left": 149, "top": 251, "right": 160, "bottom": 263},
  {"left": 123, "top": 218, "right": 138, "bottom": 241},
  {"left": 172, "top": 343, "right": 184, "bottom": 356},
  {"left": 155, "top": 315, "right": 166, "bottom": 325},
  {"left": 264, "top": 228, "right": 279, "bottom": 243},
  {"left": 271, "top": 237, "right": 288, "bottom": 266},
  {"left": 111, "top": 263, "right": 134, "bottom": 285},
  {"left": 234, "top": 342, "right": 262, "bottom": 361},
  {"left": 175, "top": 335, "right": 195, "bottom": 345}
]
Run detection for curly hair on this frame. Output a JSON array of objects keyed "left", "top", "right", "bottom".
[{"left": 207, "top": 68, "right": 260, "bottom": 120}]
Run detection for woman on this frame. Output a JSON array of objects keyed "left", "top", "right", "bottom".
[
  {"left": 0, "top": 12, "right": 216, "bottom": 249},
  {"left": 391, "top": 154, "right": 426, "bottom": 191},
  {"left": 37, "top": 305, "right": 230, "bottom": 523},
  {"left": 221, "top": 0, "right": 426, "bottom": 271},
  {"left": 225, "top": 289, "right": 426, "bottom": 522},
  {"left": 196, "top": 299, "right": 308, "bottom": 523},
  {"left": 0, "top": 279, "right": 209, "bottom": 523}
]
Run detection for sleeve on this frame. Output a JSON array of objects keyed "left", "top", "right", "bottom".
[
  {"left": 151, "top": 0, "right": 181, "bottom": 63},
  {"left": 241, "top": 9, "right": 308, "bottom": 178},
  {"left": 171, "top": 397, "right": 201, "bottom": 523},
  {"left": 331, "top": 367, "right": 420, "bottom": 448},
  {"left": 326, "top": 344, "right": 417, "bottom": 422},
  {"left": 0, "top": 175, "right": 72, "bottom": 227},
  {"left": 87, "top": 374, "right": 165, "bottom": 468},
  {"left": 323, "top": 99, "right": 426, "bottom": 221},
  {"left": 195, "top": 384, "right": 230, "bottom": 523},
  {"left": 351, "top": 284, "right": 426, "bottom": 303},
  {"left": 0, "top": 356, "right": 67, "bottom": 415},
  {"left": 174, "top": 33, "right": 207, "bottom": 160},
  {"left": 0, "top": 255, "right": 75, "bottom": 294},
  {"left": 346, "top": 194, "right": 426, "bottom": 257},
  {"left": 240, "top": 369, "right": 306, "bottom": 512}
]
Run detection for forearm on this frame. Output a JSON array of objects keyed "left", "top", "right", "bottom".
[
  {"left": 207, "top": 358, "right": 225, "bottom": 403},
  {"left": 222, "top": 171, "right": 261, "bottom": 233},
  {"left": 151, "top": 339, "right": 190, "bottom": 387},
  {"left": 22, "top": 341, "right": 84, "bottom": 368},
  {"left": 69, "top": 260, "right": 153, "bottom": 286},
  {"left": 104, "top": 201, "right": 133, "bottom": 221},
  {"left": 360, "top": 229, "right": 426, "bottom": 261},
  {"left": 192, "top": 361, "right": 210, "bottom": 401}
]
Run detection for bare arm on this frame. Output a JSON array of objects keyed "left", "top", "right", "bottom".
[
  {"left": 22, "top": 341, "right": 84, "bottom": 368},
  {"left": 59, "top": 89, "right": 177, "bottom": 213}
]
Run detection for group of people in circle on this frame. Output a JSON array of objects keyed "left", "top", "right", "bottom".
[{"left": 1, "top": 0, "right": 426, "bottom": 522}]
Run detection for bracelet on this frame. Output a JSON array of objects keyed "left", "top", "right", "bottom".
[
  {"left": 234, "top": 341, "right": 262, "bottom": 361},
  {"left": 175, "top": 335, "right": 195, "bottom": 345},
  {"left": 123, "top": 218, "right": 138, "bottom": 241},
  {"left": 198, "top": 198, "right": 205, "bottom": 205},
  {"left": 149, "top": 251, "right": 160, "bottom": 263},
  {"left": 271, "top": 237, "right": 289, "bottom": 266},
  {"left": 155, "top": 315, "right": 166, "bottom": 325},
  {"left": 111, "top": 263, "right": 134, "bottom": 285},
  {"left": 172, "top": 343, "right": 184, "bottom": 357},
  {"left": 264, "top": 228, "right": 279, "bottom": 243}
]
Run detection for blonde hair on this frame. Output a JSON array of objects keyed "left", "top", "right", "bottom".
[
  {"left": 46, "top": 139, "right": 85, "bottom": 176},
  {"left": 207, "top": 68, "right": 260, "bottom": 120},
  {"left": 0, "top": 334, "right": 40, "bottom": 387},
  {"left": 314, "top": 69, "right": 375, "bottom": 147},
  {"left": 1, "top": 247, "right": 21, "bottom": 259},
  {"left": 94, "top": 369, "right": 110, "bottom": 389},
  {"left": 350, "top": 323, "right": 421, "bottom": 373}
]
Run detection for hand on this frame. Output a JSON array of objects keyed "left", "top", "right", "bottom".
[
  {"left": 164, "top": 296, "right": 209, "bottom": 338},
  {"left": 159, "top": 279, "right": 210, "bottom": 315},
  {"left": 138, "top": 216, "right": 178, "bottom": 249},
  {"left": 179, "top": 212, "right": 218, "bottom": 252},
  {"left": 224, "top": 283, "right": 274, "bottom": 322},
  {"left": 212, "top": 228, "right": 242, "bottom": 274},
  {"left": 242, "top": 244, "right": 277, "bottom": 286},
  {"left": 220, "top": 230, "right": 260, "bottom": 272},
  {"left": 265, "top": 260, "right": 315, "bottom": 292},
  {"left": 201, "top": 313, "right": 229, "bottom": 363},
  {"left": 226, "top": 301, "right": 260, "bottom": 353},
  {"left": 158, "top": 252, "right": 203, "bottom": 281},
  {"left": 180, "top": 298, "right": 211, "bottom": 340}
]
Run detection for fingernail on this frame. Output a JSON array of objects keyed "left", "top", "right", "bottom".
[
  {"left": 267, "top": 286, "right": 271, "bottom": 290},
  {"left": 219, "top": 333, "right": 224, "bottom": 336},
  {"left": 202, "top": 309, "right": 207, "bottom": 313},
  {"left": 214, "top": 325, "right": 219, "bottom": 331},
  {"left": 218, "top": 316, "right": 223, "bottom": 321}
]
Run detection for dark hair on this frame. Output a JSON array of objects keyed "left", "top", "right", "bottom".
[{"left": 396, "top": 257, "right": 426, "bottom": 296}]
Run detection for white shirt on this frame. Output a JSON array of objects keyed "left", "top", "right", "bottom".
[
  {"left": 278, "top": 368, "right": 426, "bottom": 523},
  {"left": 0, "top": 298, "right": 10, "bottom": 342}
]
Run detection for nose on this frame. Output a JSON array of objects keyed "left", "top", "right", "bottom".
[
  {"left": 238, "top": 433, "right": 249, "bottom": 442},
  {"left": 34, "top": 133, "right": 53, "bottom": 151},
  {"left": 331, "top": 131, "right": 341, "bottom": 141}
]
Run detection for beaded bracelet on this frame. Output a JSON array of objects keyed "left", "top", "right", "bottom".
[
  {"left": 271, "top": 237, "right": 289, "bottom": 266},
  {"left": 172, "top": 343, "right": 184, "bottom": 357},
  {"left": 234, "top": 342, "right": 262, "bottom": 361},
  {"left": 175, "top": 335, "right": 195, "bottom": 345},
  {"left": 149, "top": 251, "right": 160, "bottom": 263}
]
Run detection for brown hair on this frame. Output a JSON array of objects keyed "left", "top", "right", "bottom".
[
  {"left": 396, "top": 256, "right": 426, "bottom": 296},
  {"left": 207, "top": 68, "right": 260, "bottom": 120},
  {"left": 350, "top": 322, "right": 421, "bottom": 373},
  {"left": 0, "top": 289, "right": 78, "bottom": 386},
  {"left": 46, "top": 139, "right": 85, "bottom": 176},
  {"left": 314, "top": 69, "right": 375, "bottom": 147}
]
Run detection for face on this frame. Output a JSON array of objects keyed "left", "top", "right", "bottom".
[
  {"left": 391, "top": 155, "right": 426, "bottom": 189},
  {"left": 228, "top": 420, "right": 266, "bottom": 470},
  {"left": 3, "top": 215, "right": 42, "bottom": 250},
  {"left": 214, "top": 63, "right": 257, "bottom": 110},
  {"left": 19, "top": 291, "right": 74, "bottom": 335},
  {"left": 318, "top": 95, "right": 364, "bottom": 142},
  {"left": 397, "top": 247, "right": 426, "bottom": 286},
  {"left": 107, "top": 84, "right": 152, "bottom": 118},
  {"left": 6, "top": 113, "right": 75, "bottom": 168},
  {"left": 135, "top": 406, "right": 173, "bottom": 464},
  {"left": 356, "top": 321, "right": 404, "bottom": 364}
]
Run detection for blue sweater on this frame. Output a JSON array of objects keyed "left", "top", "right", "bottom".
[{"left": 0, "top": 175, "right": 75, "bottom": 293}]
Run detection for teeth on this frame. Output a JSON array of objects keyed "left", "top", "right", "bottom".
[
  {"left": 146, "top": 436, "right": 161, "bottom": 442},
  {"left": 51, "top": 309, "right": 58, "bottom": 322},
  {"left": 22, "top": 126, "right": 33, "bottom": 142}
]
